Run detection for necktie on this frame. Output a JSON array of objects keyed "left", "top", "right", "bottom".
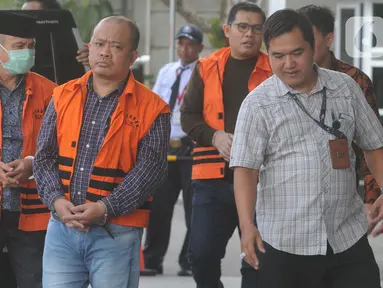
[{"left": 169, "top": 67, "right": 187, "bottom": 112}]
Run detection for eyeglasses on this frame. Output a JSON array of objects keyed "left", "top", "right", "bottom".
[{"left": 232, "top": 23, "right": 263, "bottom": 34}]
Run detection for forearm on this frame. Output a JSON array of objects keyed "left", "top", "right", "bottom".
[
  {"left": 234, "top": 167, "right": 259, "bottom": 230},
  {"left": 33, "top": 157, "right": 65, "bottom": 209},
  {"left": 184, "top": 119, "right": 217, "bottom": 146},
  {"left": 181, "top": 62, "right": 216, "bottom": 146},
  {"left": 364, "top": 148, "right": 383, "bottom": 189},
  {"left": 102, "top": 113, "right": 170, "bottom": 216},
  {"left": 362, "top": 152, "right": 381, "bottom": 203},
  {"left": 34, "top": 99, "right": 65, "bottom": 210},
  {"left": 102, "top": 156, "right": 168, "bottom": 216}
]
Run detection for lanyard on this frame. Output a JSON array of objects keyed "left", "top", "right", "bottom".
[
  {"left": 175, "top": 67, "right": 187, "bottom": 105},
  {"left": 289, "top": 88, "right": 346, "bottom": 139}
]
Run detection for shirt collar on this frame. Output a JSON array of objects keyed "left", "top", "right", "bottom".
[
  {"left": 177, "top": 59, "right": 197, "bottom": 71},
  {"left": 275, "top": 64, "right": 338, "bottom": 97},
  {"left": 86, "top": 73, "right": 129, "bottom": 97}
]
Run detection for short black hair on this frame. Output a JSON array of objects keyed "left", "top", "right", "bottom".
[
  {"left": 263, "top": 9, "right": 314, "bottom": 51},
  {"left": 95, "top": 15, "right": 140, "bottom": 51},
  {"left": 24, "top": 0, "right": 62, "bottom": 9},
  {"left": 296, "top": 5, "right": 335, "bottom": 35},
  {"left": 227, "top": 2, "right": 266, "bottom": 24}
]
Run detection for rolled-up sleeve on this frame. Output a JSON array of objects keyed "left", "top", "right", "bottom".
[
  {"left": 229, "top": 96, "right": 269, "bottom": 169},
  {"left": 33, "top": 99, "right": 66, "bottom": 210},
  {"left": 102, "top": 113, "right": 171, "bottom": 217},
  {"left": 350, "top": 78, "right": 383, "bottom": 150}
]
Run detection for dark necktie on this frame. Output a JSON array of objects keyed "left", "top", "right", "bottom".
[{"left": 169, "top": 67, "right": 187, "bottom": 112}]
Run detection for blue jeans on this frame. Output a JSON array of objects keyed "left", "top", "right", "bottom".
[{"left": 43, "top": 216, "right": 143, "bottom": 288}]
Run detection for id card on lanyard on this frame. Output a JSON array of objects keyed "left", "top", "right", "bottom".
[{"left": 289, "top": 88, "right": 350, "bottom": 169}]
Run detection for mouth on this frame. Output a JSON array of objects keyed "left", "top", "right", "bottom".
[
  {"left": 285, "top": 71, "right": 298, "bottom": 77},
  {"left": 242, "top": 41, "right": 254, "bottom": 47},
  {"left": 96, "top": 60, "right": 109, "bottom": 67}
]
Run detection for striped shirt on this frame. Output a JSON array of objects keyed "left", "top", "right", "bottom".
[
  {"left": 34, "top": 76, "right": 170, "bottom": 217},
  {"left": 230, "top": 67, "right": 383, "bottom": 255}
]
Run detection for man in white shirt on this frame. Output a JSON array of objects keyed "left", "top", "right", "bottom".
[{"left": 142, "top": 24, "right": 204, "bottom": 277}]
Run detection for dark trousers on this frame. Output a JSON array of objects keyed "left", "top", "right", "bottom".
[
  {"left": 254, "top": 234, "right": 381, "bottom": 288},
  {"left": 143, "top": 143, "right": 193, "bottom": 270},
  {"left": 188, "top": 179, "right": 240, "bottom": 288},
  {"left": 0, "top": 210, "right": 46, "bottom": 288}
]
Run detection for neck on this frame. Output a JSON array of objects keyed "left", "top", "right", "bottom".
[
  {"left": 293, "top": 69, "right": 318, "bottom": 94},
  {"left": 92, "top": 73, "right": 127, "bottom": 97},
  {"left": 0, "top": 73, "right": 18, "bottom": 90},
  {"left": 317, "top": 51, "right": 333, "bottom": 69},
  {"left": 230, "top": 51, "right": 258, "bottom": 61},
  {"left": 181, "top": 58, "right": 197, "bottom": 66}
]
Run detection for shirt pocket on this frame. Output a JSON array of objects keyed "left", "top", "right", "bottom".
[{"left": 337, "top": 111, "right": 355, "bottom": 140}]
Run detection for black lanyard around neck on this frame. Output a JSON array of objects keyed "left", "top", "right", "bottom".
[{"left": 289, "top": 88, "right": 346, "bottom": 139}]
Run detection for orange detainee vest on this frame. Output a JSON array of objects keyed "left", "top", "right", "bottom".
[
  {"left": 0, "top": 72, "right": 57, "bottom": 231},
  {"left": 192, "top": 47, "right": 271, "bottom": 180},
  {"left": 53, "top": 71, "right": 170, "bottom": 228}
]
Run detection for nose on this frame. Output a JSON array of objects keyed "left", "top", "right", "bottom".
[
  {"left": 244, "top": 27, "right": 254, "bottom": 37},
  {"left": 100, "top": 46, "right": 111, "bottom": 58},
  {"left": 284, "top": 55, "right": 295, "bottom": 69}
]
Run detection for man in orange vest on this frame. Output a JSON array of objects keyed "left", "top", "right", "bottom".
[
  {"left": 33, "top": 15, "right": 170, "bottom": 288},
  {"left": 0, "top": 11, "right": 57, "bottom": 288},
  {"left": 180, "top": 2, "right": 271, "bottom": 287}
]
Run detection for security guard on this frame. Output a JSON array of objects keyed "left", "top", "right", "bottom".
[{"left": 142, "top": 24, "right": 204, "bottom": 277}]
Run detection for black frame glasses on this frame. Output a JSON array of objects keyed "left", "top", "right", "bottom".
[{"left": 231, "top": 22, "right": 263, "bottom": 34}]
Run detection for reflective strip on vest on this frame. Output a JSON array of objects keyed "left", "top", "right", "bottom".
[
  {"left": 192, "top": 147, "right": 225, "bottom": 180},
  {"left": 58, "top": 162, "right": 153, "bottom": 221}
]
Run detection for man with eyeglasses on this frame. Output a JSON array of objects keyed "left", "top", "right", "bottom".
[{"left": 180, "top": 2, "right": 271, "bottom": 287}]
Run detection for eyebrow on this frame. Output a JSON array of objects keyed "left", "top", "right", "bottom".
[
  {"left": 94, "top": 38, "right": 122, "bottom": 44},
  {"left": 271, "top": 47, "right": 304, "bottom": 56}
]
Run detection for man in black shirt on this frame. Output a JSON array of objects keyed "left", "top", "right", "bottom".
[{"left": 181, "top": 2, "right": 271, "bottom": 287}]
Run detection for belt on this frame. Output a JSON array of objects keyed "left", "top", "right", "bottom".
[{"left": 170, "top": 138, "right": 182, "bottom": 149}]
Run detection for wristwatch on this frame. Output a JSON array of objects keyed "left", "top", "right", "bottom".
[
  {"left": 24, "top": 155, "right": 35, "bottom": 179},
  {"left": 380, "top": 188, "right": 383, "bottom": 196},
  {"left": 97, "top": 200, "right": 108, "bottom": 226}
]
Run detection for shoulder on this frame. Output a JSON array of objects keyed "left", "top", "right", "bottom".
[
  {"left": 319, "top": 67, "right": 358, "bottom": 90},
  {"left": 249, "top": 75, "right": 284, "bottom": 102},
  {"left": 135, "top": 80, "right": 168, "bottom": 106},
  {"left": 26, "top": 72, "right": 57, "bottom": 88},
  {"left": 335, "top": 58, "right": 372, "bottom": 83},
  {"left": 158, "top": 62, "right": 178, "bottom": 76}
]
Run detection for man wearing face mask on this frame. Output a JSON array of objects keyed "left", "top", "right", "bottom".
[{"left": 0, "top": 11, "right": 57, "bottom": 288}]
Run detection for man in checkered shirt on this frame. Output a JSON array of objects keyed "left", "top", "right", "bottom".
[{"left": 230, "top": 9, "right": 383, "bottom": 288}]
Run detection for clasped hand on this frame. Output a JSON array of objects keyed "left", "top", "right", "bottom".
[
  {"left": 0, "top": 159, "right": 33, "bottom": 188},
  {"left": 54, "top": 198, "right": 106, "bottom": 232}
]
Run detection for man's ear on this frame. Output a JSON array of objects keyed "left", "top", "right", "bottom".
[
  {"left": 130, "top": 50, "right": 139, "bottom": 66},
  {"left": 223, "top": 24, "right": 231, "bottom": 38},
  {"left": 199, "top": 44, "right": 205, "bottom": 53},
  {"left": 326, "top": 32, "right": 334, "bottom": 49}
]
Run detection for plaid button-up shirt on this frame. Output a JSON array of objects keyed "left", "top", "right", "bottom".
[{"left": 230, "top": 67, "right": 383, "bottom": 255}]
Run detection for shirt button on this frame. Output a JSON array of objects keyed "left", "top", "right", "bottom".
[
  {"left": 92, "top": 121, "right": 96, "bottom": 125},
  {"left": 80, "top": 167, "right": 84, "bottom": 171},
  {"left": 99, "top": 100, "right": 102, "bottom": 103},
  {"left": 77, "top": 192, "right": 81, "bottom": 195},
  {"left": 86, "top": 144, "right": 90, "bottom": 148}
]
